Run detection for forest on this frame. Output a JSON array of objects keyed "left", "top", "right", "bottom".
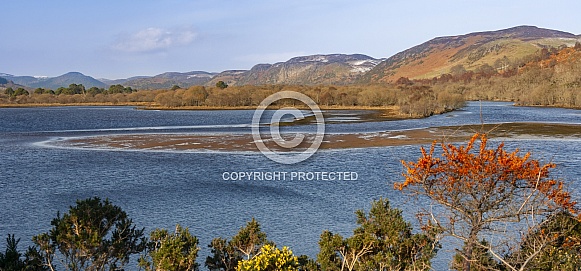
[
  {"left": 410, "top": 43, "right": 581, "bottom": 108},
  {"left": 1, "top": 134, "right": 581, "bottom": 271},
  {"left": 0, "top": 82, "right": 464, "bottom": 118}
]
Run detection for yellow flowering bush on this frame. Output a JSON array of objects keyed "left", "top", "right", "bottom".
[{"left": 236, "top": 244, "right": 298, "bottom": 271}]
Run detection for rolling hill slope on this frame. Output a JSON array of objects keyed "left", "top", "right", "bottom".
[{"left": 362, "top": 25, "right": 580, "bottom": 83}]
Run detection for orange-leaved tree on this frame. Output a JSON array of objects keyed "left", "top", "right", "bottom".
[{"left": 395, "top": 133, "right": 577, "bottom": 271}]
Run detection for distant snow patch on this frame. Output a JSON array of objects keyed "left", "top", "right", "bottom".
[{"left": 187, "top": 74, "right": 212, "bottom": 78}]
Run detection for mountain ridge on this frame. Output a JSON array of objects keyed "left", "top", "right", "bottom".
[
  {"left": 208, "top": 53, "right": 383, "bottom": 86},
  {"left": 3, "top": 25, "right": 580, "bottom": 89}
]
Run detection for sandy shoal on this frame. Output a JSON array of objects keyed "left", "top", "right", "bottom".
[{"left": 61, "top": 123, "right": 581, "bottom": 152}]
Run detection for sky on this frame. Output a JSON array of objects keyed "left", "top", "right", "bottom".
[{"left": 1, "top": 0, "right": 580, "bottom": 79}]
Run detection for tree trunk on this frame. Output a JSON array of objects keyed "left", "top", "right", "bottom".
[
  {"left": 463, "top": 243, "right": 472, "bottom": 271},
  {"left": 463, "top": 228, "right": 479, "bottom": 271}
]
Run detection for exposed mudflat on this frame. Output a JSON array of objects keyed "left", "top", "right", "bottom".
[{"left": 51, "top": 123, "right": 581, "bottom": 152}]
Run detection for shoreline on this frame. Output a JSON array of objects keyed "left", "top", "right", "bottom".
[
  {"left": 0, "top": 102, "right": 152, "bottom": 108},
  {"left": 3, "top": 101, "right": 578, "bottom": 112},
  {"left": 0, "top": 102, "right": 401, "bottom": 110},
  {"left": 0, "top": 102, "right": 416, "bottom": 121}
]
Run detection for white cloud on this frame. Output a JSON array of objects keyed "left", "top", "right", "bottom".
[{"left": 111, "top": 26, "right": 197, "bottom": 53}]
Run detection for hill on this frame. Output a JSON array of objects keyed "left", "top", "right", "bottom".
[
  {"left": 362, "top": 25, "right": 580, "bottom": 83},
  {"left": 2, "top": 74, "right": 45, "bottom": 87},
  {"left": 209, "top": 54, "right": 383, "bottom": 86},
  {"left": 0, "top": 77, "right": 29, "bottom": 91},
  {"left": 100, "top": 76, "right": 150, "bottom": 86},
  {"left": 5, "top": 72, "right": 107, "bottom": 89},
  {"left": 117, "top": 71, "right": 216, "bottom": 90}
]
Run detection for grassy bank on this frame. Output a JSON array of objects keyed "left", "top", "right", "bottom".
[
  {"left": 0, "top": 102, "right": 416, "bottom": 120},
  {"left": 0, "top": 102, "right": 153, "bottom": 108}
]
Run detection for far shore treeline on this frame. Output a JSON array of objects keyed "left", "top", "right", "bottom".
[
  {"left": 0, "top": 82, "right": 466, "bottom": 118},
  {"left": 2, "top": 44, "right": 581, "bottom": 116}
]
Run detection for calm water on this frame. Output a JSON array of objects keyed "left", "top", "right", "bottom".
[{"left": 0, "top": 101, "right": 580, "bottom": 270}]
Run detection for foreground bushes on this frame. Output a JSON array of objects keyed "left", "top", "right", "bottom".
[
  {"left": 4, "top": 197, "right": 579, "bottom": 271},
  {"left": 0, "top": 197, "right": 438, "bottom": 271}
]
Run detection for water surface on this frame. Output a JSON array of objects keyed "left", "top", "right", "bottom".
[{"left": 0, "top": 102, "right": 580, "bottom": 270}]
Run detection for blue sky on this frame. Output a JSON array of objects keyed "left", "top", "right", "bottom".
[{"left": 1, "top": 0, "right": 580, "bottom": 79}]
